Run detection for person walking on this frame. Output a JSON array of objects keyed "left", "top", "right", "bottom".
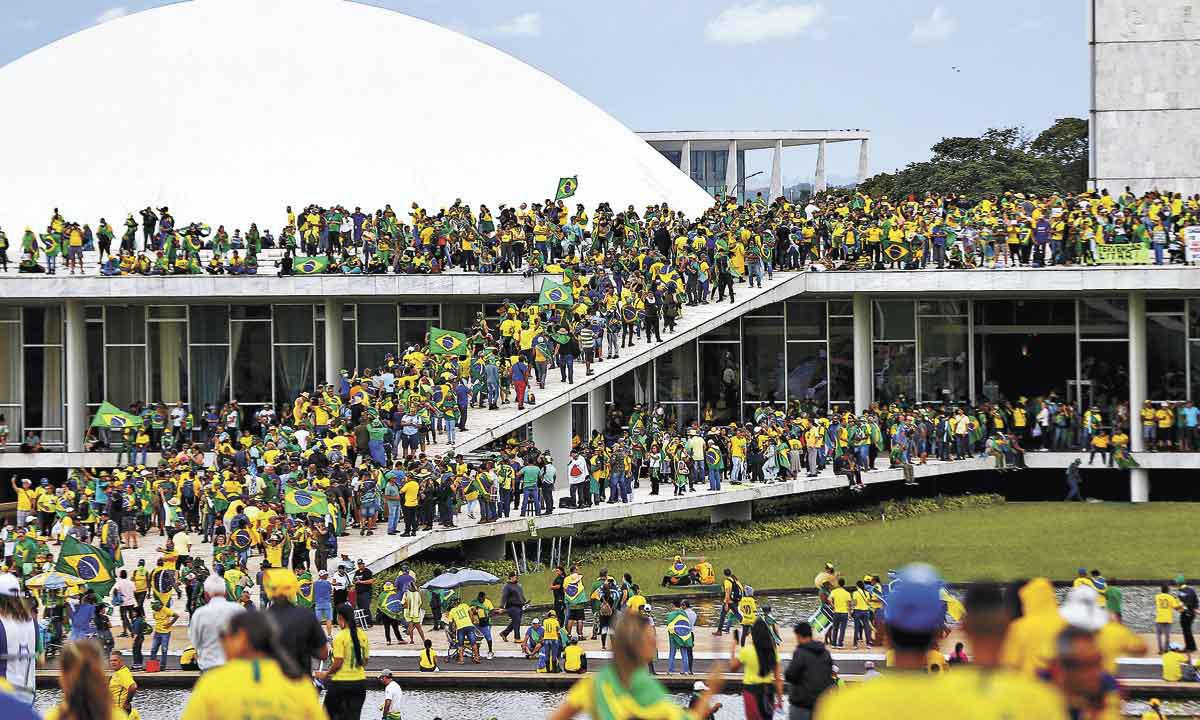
[
  {"left": 1064, "top": 458, "right": 1083, "bottom": 501},
  {"left": 188, "top": 573, "right": 245, "bottom": 671},
  {"left": 316, "top": 603, "right": 370, "bottom": 720},
  {"left": 499, "top": 572, "right": 527, "bottom": 644},
  {"left": 784, "top": 621, "right": 834, "bottom": 720}
]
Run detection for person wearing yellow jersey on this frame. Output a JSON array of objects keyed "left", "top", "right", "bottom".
[
  {"left": 828, "top": 578, "right": 852, "bottom": 648},
  {"left": 737, "top": 589, "right": 758, "bottom": 646},
  {"left": 43, "top": 641, "right": 130, "bottom": 720},
  {"left": 10, "top": 477, "right": 37, "bottom": 527},
  {"left": 1154, "top": 583, "right": 1184, "bottom": 653},
  {"left": 447, "top": 601, "right": 481, "bottom": 664},
  {"left": 315, "top": 603, "right": 371, "bottom": 719},
  {"left": 108, "top": 651, "right": 138, "bottom": 716},
  {"left": 181, "top": 611, "right": 324, "bottom": 720}
]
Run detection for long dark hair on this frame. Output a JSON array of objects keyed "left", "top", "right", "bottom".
[
  {"left": 226, "top": 610, "right": 303, "bottom": 680},
  {"left": 750, "top": 619, "right": 776, "bottom": 675},
  {"left": 336, "top": 602, "right": 364, "bottom": 668}
]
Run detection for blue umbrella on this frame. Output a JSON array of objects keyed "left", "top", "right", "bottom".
[{"left": 420, "top": 567, "right": 500, "bottom": 590}]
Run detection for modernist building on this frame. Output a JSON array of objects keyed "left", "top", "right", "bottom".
[
  {"left": 1090, "top": 0, "right": 1200, "bottom": 193},
  {"left": 639, "top": 131, "right": 872, "bottom": 202}
]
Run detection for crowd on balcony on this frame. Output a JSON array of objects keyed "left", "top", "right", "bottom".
[{"left": 1, "top": 187, "right": 1196, "bottom": 277}]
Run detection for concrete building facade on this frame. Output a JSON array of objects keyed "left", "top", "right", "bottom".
[{"left": 1090, "top": 0, "right": 1200, "bottom": 193}]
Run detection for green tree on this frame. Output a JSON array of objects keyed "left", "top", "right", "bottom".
[{"left": 860, "top": 118, "right": 1088, "bottom": 200}]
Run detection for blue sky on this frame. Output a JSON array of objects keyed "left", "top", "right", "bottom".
[{"left": 1, "top": 1, "right": 1088, "bottom": 186}]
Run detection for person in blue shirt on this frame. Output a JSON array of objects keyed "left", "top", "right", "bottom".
[
  {"left": 511, "top": 358, "right": 531, "bottom": 411},
  {"left": 1182, "top": 401, "right": 1199, "bottom": 451},
  {"left": 313, "top": 569, "right": 334, "bottom": 638}
]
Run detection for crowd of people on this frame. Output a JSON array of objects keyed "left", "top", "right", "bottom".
[{"left": 3, "top": 187, "right": 1199, "bottom": 277}]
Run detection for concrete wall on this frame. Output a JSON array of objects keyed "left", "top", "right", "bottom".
[{"left": 1091, "top": 0, "right": 1200, "bottom": 193}]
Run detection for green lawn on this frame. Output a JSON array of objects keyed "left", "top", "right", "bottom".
[{"left": 476, "top": 502, "right": 1200, "bottom": 604}]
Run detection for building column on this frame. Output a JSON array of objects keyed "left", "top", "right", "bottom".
[
  {"left": 533, "top": 403, "right": 573, "bottom": 489},
  {"left": 324, "top": 298, "right": 344, "bottom": 388},
  {"left": 1128, "top": 291, "right": 1149, "bottom": 502},
  {"left": 857, "top": 138, "right": 871, "bottom": 185},
  {"left": 710, "top": 500, "right": 752, "bottom": 525},
  {"left": 680, "top": 140, "right": 692, "bottom": 179},
  {"left": 65, "top": 300, "right": 87, "bottom": 453},
  {"left": 770, "top": 139, "right": 784, "bottom": 201},
  {"left": 587, "top": 387, "right": 607, "bottom": 440},
  {"left": 853, "top": 294, "right": 872, "bottom": 414},
  {"left": 725, "top": 139, "right": 739, "bottom": 199},
  {"left": 815, "top": 140, "right": 828, "bottom": 194}
]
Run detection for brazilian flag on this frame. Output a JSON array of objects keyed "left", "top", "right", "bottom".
[
  {"left": 55, "top": 536, "right": 116, "bottom": 596},
  {"left": 538, "top": 278, "right": 574, "bottom": 307},
  {"left": 230, "top": 528, "right": 253, "bottom": 552},
  {"left": 297, "top": 572, "right": 314, "bottom": 608},
  {"left": 429, "top": 327, "right": 468, "bottom": 357},
  {"left": 40, "top": 233, "right": 61, "bottom": 257},
  {"left": 883, "top": 241, "right": 910, "bottom": 262},
  {"left": 379, "top": 587, "right": 404, "bottom": 620},
  {"left": 705, "top": 445, "right": 724, "bottom": 470},
  {"left": 90, "top": 401, "right": 143, "bottom": 430},
  {"left": 555, "top": 175, "right": 578, "bottom": 201},
  {"left": 214, "top": 545, "right": 237, "bottom": 572},
  {"left": 151, "top": 566, "right": 176, "bottom": 607},
  {"left": 666, "top": 609, "right": 694, "bottom": 648},
  {"left": 284, "top": 485, "right": 329, "bottom": 516},
  {"left": 294, "top": 256, "right": 330, "bottom": 275}
]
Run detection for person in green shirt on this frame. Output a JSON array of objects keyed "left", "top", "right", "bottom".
[
  {"left": 1105, "top": 580, "right": 1123, "bottom": 622},
  {"left": 519, "top": 463, "right": 541, "bottom": 517}
]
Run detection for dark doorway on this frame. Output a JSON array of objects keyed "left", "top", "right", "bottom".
[{"left": 976, "top": 332, "right": 1076, "bottom": 403}]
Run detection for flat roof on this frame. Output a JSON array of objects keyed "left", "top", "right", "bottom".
[{"left": 638, "top": 130, "right": 870, "bottom": 151}]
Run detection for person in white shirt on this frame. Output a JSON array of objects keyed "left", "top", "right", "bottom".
[
  {"left": 111, "top": 570, "right": 137, "bottom": 637},
  {"left": 187, "top": 573, "right": 245, "bottom": 671},
  {"left": 379, "top": 670, "right": 403, "bottom": 719}
]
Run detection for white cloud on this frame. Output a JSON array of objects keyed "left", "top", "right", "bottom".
[
  {"left": 95, "top": 6, "right": 130, "bottom": 25},
  {"left": 911, "top": 6, "right": 957, "bottom": 43},
  {"left": 491, "top": 12, "right": 542, "bottom": 37},
  {"left": 705, "top": 2, "right": 825, "bottom": 45}
]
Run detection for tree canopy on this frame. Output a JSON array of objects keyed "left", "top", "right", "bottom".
[{"left": 859, "top": 118, "right": 1088, "bottom": 200}]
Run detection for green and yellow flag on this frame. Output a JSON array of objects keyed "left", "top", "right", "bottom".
[
  {"left": 538, "top": 278, "right": 574, "bottom": 307},
  {"left": 555, "top": 176, "right": 578, "bottom": 201},
  {"left": 284, "top": 485, "right": 330, "bottom": 516},
  {"left": 55, "top": 536, "right": 116, "bottom": 596},
  {"left": 293, "top": 256, "right": 330, "bottom": 275},
  {"left": 90, "top": 401, "right": 143, "bottom": 430},
  {"left": 297, "top": 571, "right": 314, "bottom": 608},
  {"left": 429, "top": 327, "right": 468, "bottom": 357}
]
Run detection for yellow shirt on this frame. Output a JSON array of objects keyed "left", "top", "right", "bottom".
[
  {"left": 829, "top": 586, "right": 852, "bottom": 614},
  {"left": 180, "top": 658, "right": 324, "bottom": 720},
  {"left": 331, "top": 627, "right": 370, "bottom": 681},
  {"left": 737, "top": 644, "right": 777, "bottom": 685},
  {"left": 448, "top": 602, "right": 475, "bottom": 630},
  {"left": 851, "top": 588, "right": 871, "bottom": 611},
  {"left": 153, "top": 606, "right": 178, "bottom": 634},
  {"left": 564, "top": 644, "right": 585, "bottom": 672},
  {"left": 730, "top": 436, "right": 747, "bottom": 459},
  {"left": 15, "top": 487, "right": 37, "bottom": 511},
  {"left": 1162, "top": 650, "right": 1188, "bottom": 682},
  {"left": 738, "top": 596, "right": 757, "bottom": 625},
  {"left": 109, "top": 666, "right": 137, "bottom": 709},
  {"left": 1155, "top": 592, "right": 1182, "bottom": 623},
  {"left": 543, "top": 616, "right": 561, "bottom": 643},
  {"left": 937, "top": 667, "right": 1069, "bottom": 720},
  {"left": 815, "top": 671, "right": 1066, "bottom": 719},
  {"left": 46, "top": 708, "right": 129, "bottom": 720},
  {"left": 626, "top": 595, "right": 647, "bottom": 615}
]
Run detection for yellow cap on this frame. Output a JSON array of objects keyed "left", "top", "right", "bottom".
[{"left": 263, "top": 568, "right": 299, "bottom": 601}]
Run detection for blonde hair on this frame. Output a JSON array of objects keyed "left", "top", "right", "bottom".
[
  {"left": 610, "top": 611, "right": 652, "bottom": 683},
  {"left": 58, "top": 640, "right": 113, "bottom": 720}
]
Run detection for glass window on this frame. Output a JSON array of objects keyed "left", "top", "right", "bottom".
[
  {"left": 918, "top": 300, "right": 966, "bottom": 316},
  {"left": 148, "top": 306, "right": 187, "bottom": 319},
  {"left": 787, "top": 302, "right": 827, "bottom": 341},
  {"left": 231, "top": 322, "right": 271, "bottom": 403},
  {"left": 787, "top": 342, "right": 828, "bottom": 408},
  {"left": 873, "top": 301, "right": 915, "bottom": 341},
  {"left": 874, "top": 343, "right": 915, "bottom": 405},
  {"left": 23, "top": 347, "right": 62, "bottom": 431},
  {"left": 827, "top": 300, "right": 854, "bottom": 317},
  {"left": 189, "top": 346, "right": 230, "bottom": 410},
  {"left": 1079, "top": 341, "right": 1128, "bottom": 409},
  {"left": 977, "top": 332, "right": 1076, "bottom": 404},
  {"left": 0, "top": 306, "right": 19, "bottom": 321},
  {"left": 610, "top": 365, "right": 651, "bottom": 414},
  {"left": 655, "top": 342, "right": 697, "bottom": 402},
  {"left": 86, "top": 323, "right": 103, "bottom": 405},
  {"left": 22, "top": 306, "right": 62, "bottom": 345},
  {"left": 356, "top": 345, "right": 393, "bottom": 373},
  {"left": 274, "top": 345, "right": 314, "bottom": 404},
  {"left": 920, "top": 315, "right": 969, "bottom": 403},
  {"left": 0, "top": 323, "right": 20, "bottom": 405},
  {"left": 104, "top": 346, "right": 145, "bottom": 408},
  {"left": 743, "top": 318, "right": 784, "bottom": 404},
  {"left": 699, "top": 342, "right": 740, "bottom": 425},
  {"left": 829, "top": 316, "right": 854, "bottom": 403},
  {"left": 1148, "top": 298, "right": 1185, "bottom": 314},
  {"left": 103, "top": 306, "right": 144, "bottom": 345},
  {"left": 399, "top": 304, "right": 440, "bottom": 319},
  {"left": 1079, "top": 298, "right": 1128, "bottom": 339},
  {"left": 976, "top": 299, "right": 1074, "bottom": 326},
  {"left": 190, "top": 306, "right": 229, "bottom": 344},
  {"left": 230, "top": 305, "right": 271, "bottom": 320},
  {"left": 702, "top": 319, "right": 740, "bottom": 342},
  {"left": 1190, "top": 343, "right": 1200, "bottom": 404},
  {"left": 400, "top": 320, "right": 434, "bottom": 350},
  {"left": 1148, "top": 314, "right": 1187, "bottom": 400},
  {"left": 356, "top": 304, "right": 398, "bottom": 344},
  {"left": 315, "top": 320, "right": 325, "bottom": 385},
  {"left": 149, "top": 322, "right": 188, "bottom": 404},
  {"left": 660, "top": 403, "right": 698, "bottom": 434},
  {"left": 273, "top": 305, "right": 314, "bottom": 344}
]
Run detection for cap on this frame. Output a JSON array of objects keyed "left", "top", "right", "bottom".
[
  {"left": 692, "top": 680, "right": 708, "bottom": 692},
  {"left": 1060, "top": 585, "right": 1108, "bottom": 631},
  {"left": 1176, "top": 574, "right": 1187, "bottom": 585},
  {"left": 380, "top": 669, "right": 393, "bottom": 678},
  {"left": 884, "top": 563, "right": 946, "bottom": 633},
  {"left": 863, "top": 660, "right": 876, "bottom": 670},
  {"left": 0, "top": 573, "right": 21, "bottom": 598}
]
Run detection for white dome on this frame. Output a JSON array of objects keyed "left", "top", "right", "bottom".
[{"left": 0, "top": 0, "right": 711, "bottom": 231}]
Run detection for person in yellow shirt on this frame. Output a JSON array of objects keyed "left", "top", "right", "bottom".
[
  {"left": 44, "top": 642, "right": 131, "bottom": 720},
  {"left": 1002, "top": 577, "right": 1066, "bottom": 677},
  {"left": 1154, "top": 583, "right": 1184, "bottom": 653},
  {"left": 182, "top": 611, "right": 325, "bottom": 720},
  {"left": 828, "top": 578, "right": 852, "bottom": 648},
  {"left": 108, "top": 651, "right": 138, "bottom": 715},
  {"left": 737, "top": 589, "right": 758, "bottom": 646},
  {"left": 314, "top": 604, "right": 371, "bottom": 718},
  {"left": 10, "top": 477, "right": 37, "bottom": 527},
  {"left": 1160, "top": 644, "right": 1190, "bottom": 681}
]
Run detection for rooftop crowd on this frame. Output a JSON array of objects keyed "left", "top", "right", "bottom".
[{"left": 2, "top": 186, "right": 1198, "bottom": 277}]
